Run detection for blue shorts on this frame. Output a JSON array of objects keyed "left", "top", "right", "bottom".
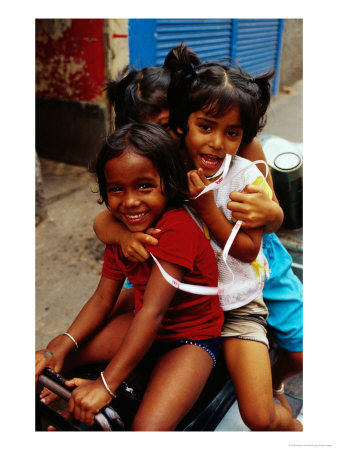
[
  {"left": 263, "top": 233, "right": 303, "bottom": 352},
  {"left": 149, "top": 338, "right": 220, "bottom": 368}
]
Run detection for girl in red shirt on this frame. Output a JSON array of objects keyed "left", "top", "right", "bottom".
[{"left": 35, "top": 122, "right": 223, "bottom": 430}]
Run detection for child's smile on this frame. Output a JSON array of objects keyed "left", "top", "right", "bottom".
[
  {"left": 185, "top": 107, "right": 243, "bottom": 177},
  {"left": 104, "top": 151, "right": 167, "bottom": 232}
]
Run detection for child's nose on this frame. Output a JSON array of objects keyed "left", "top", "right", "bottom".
[
  {"left": 209, "top": 133, "right": 224, "bottom": 150},
  {"left": 124, "top": 192, "right": 141, "bottom": 208}
]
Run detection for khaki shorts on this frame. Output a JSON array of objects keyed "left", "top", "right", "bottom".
[{"left": 221, "top": 295, "right": 269, "bottom": 348}]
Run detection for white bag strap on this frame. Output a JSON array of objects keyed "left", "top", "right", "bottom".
[
  {"left": 152, "top": 159, "right": 269, "bottom": 295},
  {"left": 151, "top": 253, "right": 225, "bottom": 296},
  {"left": 221, "top": 160, "right": 269, "bottom": 283},
  {"left": 192, "top": 153, "right": 232, "bottom": 199}
]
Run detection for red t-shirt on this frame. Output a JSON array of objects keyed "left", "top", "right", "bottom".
[{"left": 102, "top": 208, "right": 223, "bottom": 341}]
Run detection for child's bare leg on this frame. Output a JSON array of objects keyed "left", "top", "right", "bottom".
[
  {"left": 63, "top": 311, "right": 134, "bottom": 369},
  {"left": 131, "top": 344, "right": 214, "bottom": 431},
  {"left": 271, "top": 349, "right": 303, "bottom": 413},
  {"left": 109, "top": 287, "right": 134, "bottom": 317},
  {"left": 223, "top": 338, "right": 302, "bottom": 431}
]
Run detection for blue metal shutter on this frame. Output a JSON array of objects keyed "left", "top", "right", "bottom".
[
  {"left": 129, "top": 19, "right": 283, "bottom": 95},
  {"left": 153, "top": 19, "right": 233, "bottom": 64},
  {"left": 233, "top": 19, "right": 284, "bottom": 95}
]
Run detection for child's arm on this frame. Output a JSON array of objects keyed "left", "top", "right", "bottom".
[
  {"left": 230, "top": 138, "right": 284, "bottom": 233},
  {"left": 93, "top": 210, "right": 160, "bottom": 263},
  {"left": 188, "top": 170, "right": 262, "bottom": 263},
  {"left": 66, "top": 260, "right": 185, "bottom": 426},
  {"left": 35, "top": 276, "right": 124, "bottom": 382}
]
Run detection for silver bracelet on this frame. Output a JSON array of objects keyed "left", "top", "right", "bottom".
[
  {"left": 273, "top": 383, "right": 285, "bottom": 395},
  {"left": 63, "top": 332, "right": 78, "bottom": 351},
  {"left": 100, "top": 372, "right": 116, "bottom": 398}
]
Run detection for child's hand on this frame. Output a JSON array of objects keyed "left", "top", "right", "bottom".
[
  {"left": 35, "top": 347, "right": 65, "bottom": 383},
  {"left": 228, "top": 183, "right": 280, "bottom": 229},
  {"left": 187, "top": 169, "right": 215, "bottom": 213},
  {"left": 35, "top": 334, "right": 77, "bottom": 383},
  {"left": 66, "top": 377, "right": 113, "bottom": 427},
  {"left": 120, "top": 228, "right": 160, "bottom": 263}
]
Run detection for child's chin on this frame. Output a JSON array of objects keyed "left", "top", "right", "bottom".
[
  {"left": 125, "top": 222, "right": 149, "bottom": 233},
  {"left": 200, "top": 167, "right": 218, "bottom": 177}
]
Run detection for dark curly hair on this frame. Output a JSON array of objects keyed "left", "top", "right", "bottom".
[
  {"left": 105, "top": 66, "right": 171, "bottom": 129},
  {"left": 91, "top": 122, "right": 189, "bottom": 209}
]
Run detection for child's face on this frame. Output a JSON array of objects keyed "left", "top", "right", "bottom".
[
  {"left": 145, "top": 108, "right": 170, "bottom": 131},
  {"left": 184, "top": 106, "right": 243, "bottom": 177},
  {"left": 104, "top": 151, "right": 167, "bottom": 232},
  {"left": 145, "top": 108, "right": 178, "bottom": 140}
]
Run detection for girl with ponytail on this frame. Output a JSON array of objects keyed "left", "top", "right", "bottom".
[
  {"left": 105, "top": 65, "right": 172, "bottom": 131},
  {"left": 165, "top": 44, "right": 302, "bottom": 431}
]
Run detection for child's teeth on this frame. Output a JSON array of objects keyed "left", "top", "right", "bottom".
[
  {"left": 202, "top": 155, "right": 219, "bottom": 165},
  {"left": 126, "top": 213, "right": 145, "bottom": 219}
]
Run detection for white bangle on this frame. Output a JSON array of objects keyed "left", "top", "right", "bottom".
[
  {"left": 63, "top": 332, "right": 78, "bottom": 351},
  {"left": 100, "top": 372, "right": 116, "bottom": 398},
  {"left": 273, "top": 383, "right": 285, "bottom": 395}
]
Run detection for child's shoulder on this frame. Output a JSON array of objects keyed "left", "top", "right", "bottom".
[
  {"left": 231, "top": 155, "right": 254, "bottom": 169},
  {"left": 156, "top": 207, "right": 206, "bottom": 240},
  {"left": 230, "top": 155, "right": 263, "bottom": 179},
  {"left": 158, "top": 207, "right": 195, "bottom": 228}
]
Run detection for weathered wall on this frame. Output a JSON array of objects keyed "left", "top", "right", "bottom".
[
  {"left": 35, "top": 19, "right": 108, "bottom": 166},
  {"left": 104, "top": 19, "right": 130, "bottom": 132},
  {"left": 105, "top": 19, "right": 129, "bottom": 81},
  {"left": 279, "top": 19, "right": 303, "bottom": 89},
  {"left": 36, "top": 19, "right": 106, "bottom": 103}
]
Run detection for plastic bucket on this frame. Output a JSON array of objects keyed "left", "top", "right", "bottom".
[{"left": 259, "top": 135, "right": 303, "bottom": 230}]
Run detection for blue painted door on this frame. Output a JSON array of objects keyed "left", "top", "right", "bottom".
[{"left": 128, "top": 18, "right": 284, "bottom": 95}]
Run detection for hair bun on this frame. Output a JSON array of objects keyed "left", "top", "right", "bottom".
[{"left": 163, "top": 43, "right": 201, "bottom": 74}]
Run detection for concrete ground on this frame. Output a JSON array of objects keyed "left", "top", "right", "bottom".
[
  {"left": 263, "top": 79, "right": 303, "bottom": 142},
  {"left": 35, "top": 79, "right": 303, "bottom": 426}
]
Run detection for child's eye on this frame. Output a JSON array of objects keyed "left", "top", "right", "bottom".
[
  {"left": 108, "top": 186, "right": 122, "bottom": 193},
  {"left": 138, "top": 183, "right": 153, "bottom": 190},
  {"left": 200, "top": 124, "right": 212, "bottom": 132},
  {"left": 161, "top": 123, "right": 170, "bottom": 130},
  {"left": 227, "top": 130, "right": 240, "bottom": 137}
]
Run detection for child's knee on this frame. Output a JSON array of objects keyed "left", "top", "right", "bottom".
[
  {"left": 131, "top": 415, "right": 174, "bottom": 431},
  {"left": 131, "top": 406, "right": 177, "bottom": 431},
  {"left": 241, "top": 406, "right": 277, "bottom": 431}
]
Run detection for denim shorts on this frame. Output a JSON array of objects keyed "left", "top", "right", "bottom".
[{"left": 148, "top": 337, "right": 220, "bottom": 368}]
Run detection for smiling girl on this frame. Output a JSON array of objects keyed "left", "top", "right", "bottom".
[
  {"left": 35, "top": 122, "right": 223, "bottom": 430},
  {"left": 166, "top": 46, "right": 302, "bottom": 431}
]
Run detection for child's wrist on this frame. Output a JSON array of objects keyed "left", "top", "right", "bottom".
[
  {"left": 194, "top": 199, "right": 218, "bottom": 216},
  {"left": 48, "top": 333, "right": 78, "bottom": 354}
]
